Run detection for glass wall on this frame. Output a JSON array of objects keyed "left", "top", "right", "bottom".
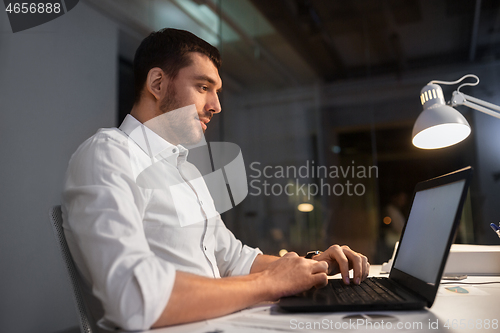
[
  {"left": 208, "top": 0, "right": 500, "bottom": 263},
  {"left": 115, "top": 0, "right": 500, "bottom": 263}
]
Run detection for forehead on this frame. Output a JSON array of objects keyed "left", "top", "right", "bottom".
[{"left": 177, "top": 52, "right": 222, "bottom": 89}]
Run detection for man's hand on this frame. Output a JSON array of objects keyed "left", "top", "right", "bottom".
[
  {"left": 259, "top": 252, "right": 329, "bottom": 299},
  {"left": 312, "top": 245, "right": 369, "bottom": 285}
]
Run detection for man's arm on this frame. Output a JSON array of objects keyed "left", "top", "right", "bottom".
[
  {"left": 249, "top": 254, "right": 279, "bottom": 273},
  {"left": 152, "top": 252, "right": 327, "bottom": 328}
]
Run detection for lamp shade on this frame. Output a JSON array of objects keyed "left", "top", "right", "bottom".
[{"left": 412, "top": 84, "right": 471, "bottom": 149}]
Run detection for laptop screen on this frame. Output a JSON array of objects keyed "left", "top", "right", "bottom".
[{"left": 392, "top": 179, "right": 466, "bottom": 284}]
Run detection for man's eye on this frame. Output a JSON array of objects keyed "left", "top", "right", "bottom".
[{"left": 200, "top": 86, "right": 208, "bottom": 91}]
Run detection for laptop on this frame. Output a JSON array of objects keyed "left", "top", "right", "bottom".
[{"left": 278, "top": 166, "right": 473, "bottom": 312}]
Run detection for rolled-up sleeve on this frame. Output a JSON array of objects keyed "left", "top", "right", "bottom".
[
  {"left": 62, "top": 131, "right": 175, "bottom": 330},
  {"left": 213, "top": 215, "right": 262, "bottom": 277}
]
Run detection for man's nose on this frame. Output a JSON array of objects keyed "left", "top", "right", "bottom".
[{"left": 207, "top": 92, "right": 221, "bottom": 114}]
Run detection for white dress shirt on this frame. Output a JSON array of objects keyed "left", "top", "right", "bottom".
[{"left": 62, "top": 114, "right": 261, "bottom": 331}]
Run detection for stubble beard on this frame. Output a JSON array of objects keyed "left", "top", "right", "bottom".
[{"left": 158, "top": 83, "right": 203, "bottom": 146}]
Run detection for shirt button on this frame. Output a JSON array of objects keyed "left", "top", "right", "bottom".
[
  {"left": 172, "top": 148, "right": 177, "bottom": 153},
  {"left": 204, "top": 246, "right": 207, "bottom": 251},
  {"left": 200, "top": 200, "right": 203, "bottom": 206}
]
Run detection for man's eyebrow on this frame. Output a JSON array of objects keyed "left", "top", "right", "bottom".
[
  {"left": 193, "top": 75, "right": 222, "bottom": 92},
  {"left": 193, "top": 75, "right": 216, "bottom": 85}
]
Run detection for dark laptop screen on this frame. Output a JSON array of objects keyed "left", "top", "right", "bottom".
[{"left": 392, "top": 179, "right": 466, "bottom": 284}]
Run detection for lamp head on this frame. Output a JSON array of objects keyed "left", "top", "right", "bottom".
[{"left": 412, "top": 84, "right": 471, "bottom": 149}]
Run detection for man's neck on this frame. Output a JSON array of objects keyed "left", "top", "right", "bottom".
[
  {"left": 130, "top": 97, "right": 159, "bottom": 124},
  {"left": 129, "top": 104, "right": 183, "bottom": 146}
]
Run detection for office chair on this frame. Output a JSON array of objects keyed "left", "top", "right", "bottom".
[{"left": 49, "top": 205, "right": 98, "bottom": 333}]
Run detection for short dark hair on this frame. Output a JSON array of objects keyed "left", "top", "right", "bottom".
[{"left": 133, "top": 28, "right": 221, "bottom": 103}]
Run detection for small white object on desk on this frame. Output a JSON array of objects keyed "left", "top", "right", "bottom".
[
  {"left": 380, "top": 259, "right": 393, "bottom": 274},
  {"left": 380, "top": 241, "right": 399, "bottom": 274}
]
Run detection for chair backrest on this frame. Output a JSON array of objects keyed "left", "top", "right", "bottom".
[{"left": 49, "top": 205, "right": 97, "bottom": 333}]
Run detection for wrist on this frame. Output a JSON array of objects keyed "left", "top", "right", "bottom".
[
  {"left": 250, "top": 254, "right": 279, "bottom": 274},
  {"left": 254, "top": 270, "right": 281, "bottom": 301}
]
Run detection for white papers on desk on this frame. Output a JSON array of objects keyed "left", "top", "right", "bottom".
[{"left": 209, "top": 305, "right": 310, "bottom": 332}]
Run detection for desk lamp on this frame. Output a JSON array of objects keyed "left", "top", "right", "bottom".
[{"left": 412, "top": 74, "right": 500, "bottom": 149}]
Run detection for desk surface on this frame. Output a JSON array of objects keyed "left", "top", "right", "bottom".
[{"left": 139, "top": 266, "right": 500, "bottom": 333}]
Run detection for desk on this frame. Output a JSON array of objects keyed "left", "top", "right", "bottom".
[{"left": 140, "top": 266, "right": 500, "bottom": 333}]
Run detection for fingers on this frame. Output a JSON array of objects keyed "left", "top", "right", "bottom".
[
  {"left": 278, "top": 252, "right": 328, "bottom": 291},
  {"left": 311, "top": 260, "right": 328, "bottom": 274},
  {"left": 313, "top": 272, "right": 328, "bottom": 288},
  {"left": 342, "top": 246, "right": 366, "bottom": 285},
  {"left": 310, "top": 261, "right": 328, "bottom": 288},
  {"left": 351, "top": 248, "right": 369, "bottom": 282},
  {"left": 364, "top": 256, "right": 370, "bottom": 280},
  {"left": 315, "top": 245, "right": 370, "bottom": 285},
  {"left": 282, "top": 251, "right": 328, "bottom": 277},
  {"left": 326, "top": 245, "right": 350, "bottom": 284}
]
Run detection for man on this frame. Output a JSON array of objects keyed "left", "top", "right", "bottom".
[{"left": 62, "top": 28, "right": 369, "bottom": 331}]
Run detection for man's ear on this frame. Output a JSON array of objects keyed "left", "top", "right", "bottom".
[{"left": 146, "top": 67, "right": 168, "bottom": 101}]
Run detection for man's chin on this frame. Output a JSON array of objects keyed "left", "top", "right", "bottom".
[{"left": 178, "top": 132, "right": 204, "bottom": 146}]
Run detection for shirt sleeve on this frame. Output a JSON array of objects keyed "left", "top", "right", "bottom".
[
  {"left": 212, "top": 215, "right": 262, "bottom": 277},
  {"left": 62, "top": 131, "right": 175, "bottom": 330}
]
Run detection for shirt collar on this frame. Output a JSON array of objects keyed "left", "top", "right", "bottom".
[{"left": 119, "top": 114, "right": 188, "bottom": 164}]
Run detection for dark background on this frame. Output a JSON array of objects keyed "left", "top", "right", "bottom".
[{"left": 1, "top": 1, "right": 500, "bottom": 332}]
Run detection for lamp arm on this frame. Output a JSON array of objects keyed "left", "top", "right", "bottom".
[
  {"left": 429, "top": 74, "right": 479, "bottom": 87},
  {"left": 451, "top": 91, "right": 500, "bottom": 120}
]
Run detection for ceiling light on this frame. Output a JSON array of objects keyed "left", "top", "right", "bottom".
[{"left": 297, "top": 203, "right": 314, "bottom": 212}]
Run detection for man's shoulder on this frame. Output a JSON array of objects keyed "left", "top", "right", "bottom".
[
  {"left": 86, "top": 126, "right": 128, "bottom": 145},
  {"left": 64, "top": 126, "right": 141, "bottom": 188},
  {"left": 74, "top": 127, "right": 129, "bottom": 153},
  {"left": 68, "top": 127, "right": 133, "bottom": 168}
]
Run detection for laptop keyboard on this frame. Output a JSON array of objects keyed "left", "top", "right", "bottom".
[{"left": 328, "top": 277, "right": 405, "bottom": 304}]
